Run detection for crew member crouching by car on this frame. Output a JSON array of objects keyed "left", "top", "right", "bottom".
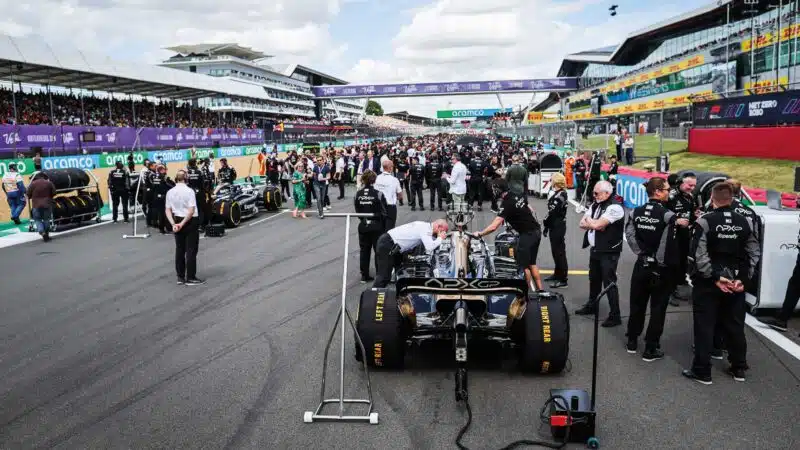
[{"left": 374, "top": 219, "right": 449, "bottom": 288}]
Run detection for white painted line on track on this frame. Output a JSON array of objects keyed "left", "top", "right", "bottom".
[
  {"left": 248, "top": 209, "right": 289, "bottom": 226},
  {"left": 745, "top": 314, "right": 800, "bottom": 360}
]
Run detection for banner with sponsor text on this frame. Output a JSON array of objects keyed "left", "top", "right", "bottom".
[{"left": 0, "top": 125, "right": 264, "bottom": 153}]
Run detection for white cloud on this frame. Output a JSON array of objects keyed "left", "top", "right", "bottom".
[
  {"left": 347, "top": 0, "right": 688, "bottom": 116},
  {"left": 0, "top": 0, "right": 348, "bottom": 68}
]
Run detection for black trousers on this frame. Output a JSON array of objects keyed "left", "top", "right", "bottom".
[
  {"left": 626, "top": 260, "right": 671, "bottom": 348},
  {"left": 337, "top": 177, "right": 346, "bottom": 199},
  {"left": 194, "top": 192, "right": 206, "bottom": 227},
  {"left": 358, "top": 230, "right": 382, "bottom": 277},
  {"left": 616, "top": 143, "right": 622, "bottom": 161},
  {"left": 674, "top": 232, "right": 691, "bottom": 288},
  {"left": 400, "top": 178, "right": 410, "bottom": 204},
  {"left": 468, "top": 178, "right": 484, "bottom": 206},
  {"left": 430, "top": 179, "right": 444, "bottom": 209},
  {"left": 174, "top": 216, "right": 200, "bottom": 280},
  {"left": 691, "top": 282, "right": 748, "bottom": 377},
  {"left": 549, "top": 224, "right": 568, "bottom": 281},
  {"left": 575, "top": 178, "right": 586, "bottom": 201},
  {"left": 587, "top": 250, "right": 621, "bottom": 318},
  {"left": 152, "top": 196, "right": 167, "bottom": 232},
  {"left": 111, "top": 190, "right": 129, "bottom": 221},
  {"left": 374, "top": 233, "right": 401, "bottom": 288},
  {"left": 280, "top": 179, "right": 291, "bottom": 199},
  {"left": 409, "top": 183, "right": 424, "bottom": 208},
  {"left": 384, "top": 205, "right": 397, "bottom": 230},
  {"left": 778, "top": 253, "right": 800, "bottom": 321}
]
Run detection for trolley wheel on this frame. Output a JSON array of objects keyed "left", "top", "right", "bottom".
[
  {"left": 369, "top": 412, "right": 379, "bottom": 424},
  {"left": 303, "top": 411, "right": 313, "bottom": 423},
  {"left": 587, "top": 437, "right": 600, "bottom": 449},
  {"left": 28, "top": 222, "right": 34, "bottom": 232}
]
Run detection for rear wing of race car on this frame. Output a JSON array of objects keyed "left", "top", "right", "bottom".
[{"left": 395, "top": 277, "right": 528, "bottom": 296}]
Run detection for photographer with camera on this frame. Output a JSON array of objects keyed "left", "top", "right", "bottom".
[
  {"left": 624, "top": 177, "right": 678, "bottom": 361},
  {"left": 682, "top": 182, "right": 760, "bottom": 385}
]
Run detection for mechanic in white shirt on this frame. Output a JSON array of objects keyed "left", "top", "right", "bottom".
[
  {"left": 444, "top": 153, "right": 468, "bottom": 205},
  {"left": 575, "top": 180, "right": 625, "bottom": 326},
  {"left": 165, "top": 170, "right": 205, "bottom": 286},
  {"left": 374, "top": 159, "right": 403, "bottom": 229},
  {"left": 373, "top": 219, "right": 449, "bottom": 287}
]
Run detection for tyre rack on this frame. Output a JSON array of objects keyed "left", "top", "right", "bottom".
[{"left": 27, "top": 169, "right": 103, "bottom": 233}]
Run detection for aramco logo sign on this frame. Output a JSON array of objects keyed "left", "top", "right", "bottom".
[{"left": 436, "top": 108, "right": 512, "bottom": 119}]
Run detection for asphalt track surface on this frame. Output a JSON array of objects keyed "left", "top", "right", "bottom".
[{"left": 1, "top": 187, "right": 800, "bottom": 450}]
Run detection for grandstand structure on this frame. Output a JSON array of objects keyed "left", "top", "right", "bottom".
[
  {"left": 160, "top": 44, "right": 365, "bottom": 122},
  {"left": 527, "top": 0, "right": 800, "bottom": 130}
]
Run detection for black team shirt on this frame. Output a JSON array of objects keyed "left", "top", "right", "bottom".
[{"left": 498, "top": 193, "right": 540, "bottom": 233}]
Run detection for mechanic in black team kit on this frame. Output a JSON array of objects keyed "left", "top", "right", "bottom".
[
  {"left": 683, "top": 182, "right": 760, "bottom": 385},
  {"left": 624, "top": 177, "right": 678, "bottom": 361},
  {"left": 409, "top": 155, "right": 426, "bottom": 211},
  {"left": 542, "top": 173, "right": 569, "bottom": 288},
  {"left": 373, "top": 219, "right": 449, "bottom": 288},
  {"left": 107, "top": 161, "right": 130, "bottom": 223},
  {"left": 354, "top": 170, "right": 387, "bottom": 283},
  {"left": 474, "top": 179, "right": 544, "bottom": 291},
  {"left": 426, "top": 150, "right": 445, "bottom": 211}
]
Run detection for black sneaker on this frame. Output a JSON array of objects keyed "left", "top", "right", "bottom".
[
  {"left": 626, "top": 339, "right": 637, "bottom": 354},
  {"left": 760, "top": 317, "right": 788, "bottom": 332},
  {"left": 550, "top": 280, "right": 568, "bottom": 289},
  {"left": 410, "top": 206, "right": 416, "bottom": 211},
  {"left": 575, "top": 305, "right": 598, "bottom": 316},
  {"left": 601, "top": 317, "right": 622, "bottom": 328},
  {"left": 177, "top": 277, "right": 186, "bottom": 285},
  {"left": 681, "top": 369, "right": 712, "bottom": 385},
  {"left": 186, "top": 278, "right": 206, "bottom": 286},
  {"left": 710, "top": 349, "right": 724, "bottom": 360},
  {"left": 642, "top": 348, "right": 665, "bottom": 362},
  {"left": 727, "top": 367, "right": 746, "bottom": 382}
]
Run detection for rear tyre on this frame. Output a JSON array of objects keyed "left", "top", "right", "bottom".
[
  {"left": 263, "top": 185, "right": 282, "bottom": 211},
  {"left": 517, "top": 292, "right": 570, "bottom": 374},
  {"left": 214, "top": 199, "right": 242, "bottom": 228},
  {"left": 354, "top": 288, "right": 406, "bottom": 369}
]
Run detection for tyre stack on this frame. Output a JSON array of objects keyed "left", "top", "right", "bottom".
[{"left": 41, "top": 168, "right": 101, "bottom": 227}]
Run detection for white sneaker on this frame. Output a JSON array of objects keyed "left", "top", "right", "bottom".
[{"left": 324, "top": 206, "right": 331, "bottom": 211}]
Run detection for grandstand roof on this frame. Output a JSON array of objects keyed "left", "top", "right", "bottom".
[
  {"left": 274, "top": 63, "right": 349, "bottom": 85},
  {"left": 164, "top": 43, "right": 270, "bottom": 61},
  {"left": 386, "top": 111, "right": 435, "bottom": 123},
  {"left": 557, "top": 0, "right": 774, "bottom": 76},
  {"left": 0, "top": 34, "right": 271, "bottom": 101}
]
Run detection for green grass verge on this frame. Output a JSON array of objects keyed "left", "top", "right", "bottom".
[
  {"left": 634, "top": 153, "right": 799, "bottom": 193},
  {"left": 581, "top": 134, "right": 688, "bottom": 158}
]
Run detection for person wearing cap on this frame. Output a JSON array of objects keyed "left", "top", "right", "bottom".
[{"left": 2, "top": 163, "right": 26, "bottom": 225}]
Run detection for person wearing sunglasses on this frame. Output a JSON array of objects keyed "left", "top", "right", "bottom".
[
  {"left": 624, "top": 177, "right": 679, "bottom": 361},
  {"left": 575, "top": 180, "right": 625, "bottom": 327}
]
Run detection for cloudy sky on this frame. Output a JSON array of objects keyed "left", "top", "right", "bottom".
[{"left": 3, "top": 0, "right": 699, "bottom": 117}]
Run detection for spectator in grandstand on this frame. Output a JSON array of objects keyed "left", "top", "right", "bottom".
[
  {"left": 27, "top": 172, "right": 56, "bottom": 242},
  {"left": 2, "top": 163, "right": 26, "bottom": 225}
]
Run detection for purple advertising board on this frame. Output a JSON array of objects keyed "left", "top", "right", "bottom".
[
  {"left": 0, "top": 125, "right": 264, "bottom": 153},
  {"left": 312, "top": 78, "right": 578, "bottom": 98}
]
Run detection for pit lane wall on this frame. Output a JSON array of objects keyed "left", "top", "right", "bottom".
[
  {"left": 0, "top": 139, "right": 378, "bottom": 223},
  {"left": 612, "top": 166, "right": 797, "bottom": 209}
]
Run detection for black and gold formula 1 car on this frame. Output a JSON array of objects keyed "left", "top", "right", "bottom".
[{"left": 354, "top": 204, "right": 571, "bottom": 399}]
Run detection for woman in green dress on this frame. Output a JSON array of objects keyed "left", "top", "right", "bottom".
[{"left": 292, "top": 161, "right": 308, "bottom": 218}]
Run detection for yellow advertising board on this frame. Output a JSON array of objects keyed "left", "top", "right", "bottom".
[
  {"left": 743, "top": 76, "right": 790, "bottom": 94},
  {"left": 565, "top": 55, "right": 706, "bottom": 103},
  {"left": 741, "top": 24, "right": 800, "bottom": 52},
  {"left": 564, "top": 90, "right": 712, "bottom": 120},
  {"left": 527, "top": 112, "right": 543, "bottom": 121}
]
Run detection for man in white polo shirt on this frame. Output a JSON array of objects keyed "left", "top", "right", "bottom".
[
  {"left": 373, "top": 219, "right": 449, "bottom": 287},
  {"left": 165, "top": 170, "right": 205, "bottom": 286},
  {"left": 445, "top": 153, "right": 467, "bottom": 205},
  {"left": 375, "top": 159, "right": 403, "bottom": 229}
]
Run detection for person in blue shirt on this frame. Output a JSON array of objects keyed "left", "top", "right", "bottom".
[{"left": 2, "top": 163, "right": 27, "bottom": 224}]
